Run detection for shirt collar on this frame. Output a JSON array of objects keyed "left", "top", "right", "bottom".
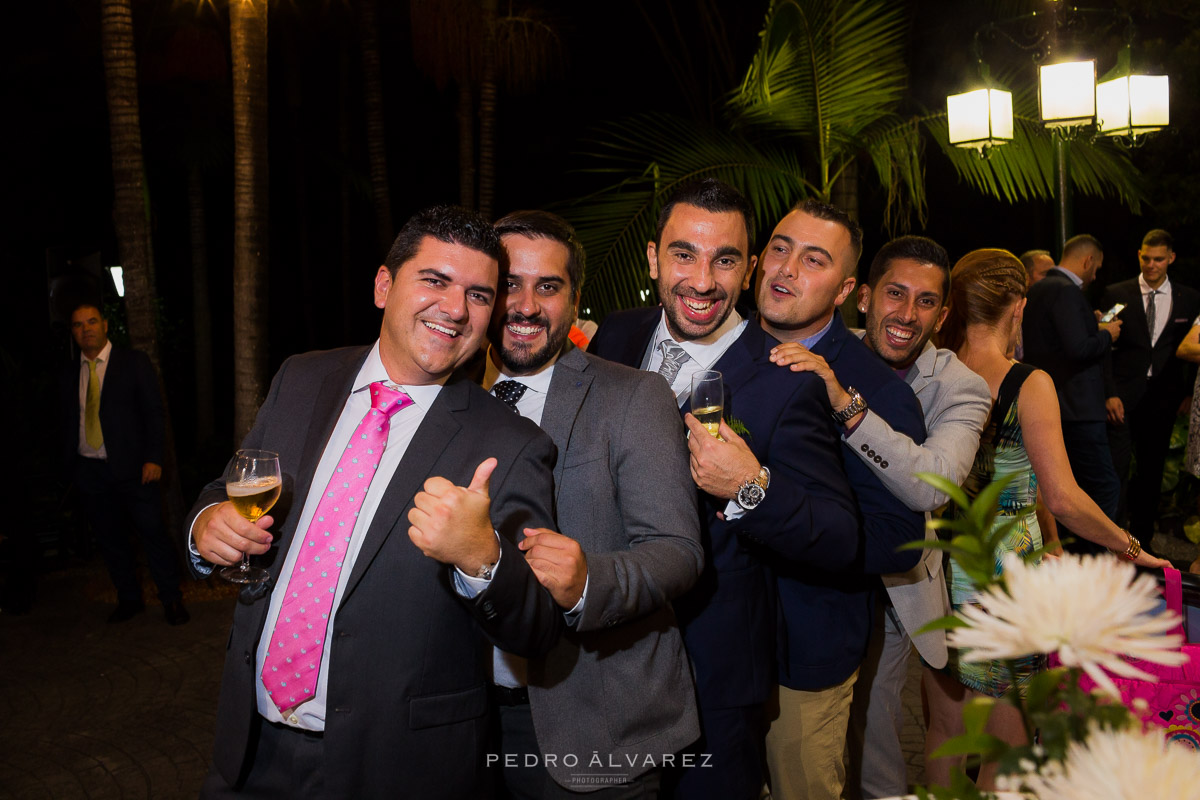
[
  {"left": 81, "top": 339, "right": 112, "bottom": 365},
  {"left": 1051, "top": 266, "right": 1083, "bottom": 288},
  {"left": 1139, "top": 273, "right": 1171, "bottom": 296},
  {"left": 653, "top": 309, "right": 746, "bottom": 369},
  {"left": 794, "top": 314, "right": 835, "bottom": 349},
  {"left": 354, "top": 340, "right": 445, "bottom": 411}
]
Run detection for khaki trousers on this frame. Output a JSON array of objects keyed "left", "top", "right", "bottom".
[{"left": 764, "top": 670, "right": 859, "bottom": 800}]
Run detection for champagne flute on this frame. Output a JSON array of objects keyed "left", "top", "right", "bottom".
[
  {"left": 690, "top": 370, "right": 724, "bottom": 438},
  {"left": 221, "top": 449, "right": 281, "bottom": 584}
]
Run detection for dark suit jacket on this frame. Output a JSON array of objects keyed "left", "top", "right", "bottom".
[
  {"left": 775, "top": 314, "right": 927, "bottom": 690},
  {"left": 527, "top": 347, "right": 703, "bottom": 789},
  {"left": 59, "top": 346, "right": 164, "bottom": 482},
  {"left": 590, "top": 309, "right": 859, "bottom": 709},
  {"left": 187, "top": 346, "right": 564, "bottom": 799},
  {"left": 1022, "top": 269, "right": 1112, "bottom": 422},
  {"left": 1100, "top": 278, "right": 1200, "bottom": 410}
]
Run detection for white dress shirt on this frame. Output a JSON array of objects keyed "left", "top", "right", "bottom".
[
  {"left": 1140, "top": 273, "right": 1172, "bottom": 348},
  {"left": 644, "top": 310, "right": 748, "bottom": 406},
  {"left": 77, "top": 339, "right": 112, "bottom": 460}
]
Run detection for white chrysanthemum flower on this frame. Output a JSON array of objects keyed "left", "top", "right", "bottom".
[
  {"left": 947, "top": 553, "right": 1186, "bottom": 696},
  {"left": 1021, "top": 725, "right": 1200, "bottom": 800}
]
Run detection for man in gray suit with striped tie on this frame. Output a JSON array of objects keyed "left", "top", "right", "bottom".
[{"left": 482, "top": 210, "right": 703, "bottom": 797}]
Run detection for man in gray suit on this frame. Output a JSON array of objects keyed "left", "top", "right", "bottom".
[
  {"left": 770, "top": 236, "right": 990, "bottom": 798},
  {"left": 189, "top": 206, "right": 565, "bottom": 798},
  {"left": 483, "top": 210, "right": 703, "bottom": 797}
]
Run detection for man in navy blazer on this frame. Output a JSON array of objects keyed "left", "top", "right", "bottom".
[
  {"left": 589, "top": 180, "right": 859, "bottom": 800},
  {"left": 1100, "top": 229, "right": 1200, "bottom": 548},
  {"left": 1023, "top": 234, "right": 1123, "bottom": 553},
  {"left": 59, "top": 302, "right": 186, "bottom": 625},
  {"left": 729, "top": 201, "right": 924, "bottom": 800}
]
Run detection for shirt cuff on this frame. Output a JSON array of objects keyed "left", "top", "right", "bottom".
[
  {"left": 188, "top": 502, "right": 221, "bottom": 576},
  {"left": 723, "top": 500, "right": 746, "bottom": 521},
  {"left": 563, "top": 573, "right": 589, "bottom": 625},
  {"left": 452, "top": 532, "right": 503, "bottom": 598}
]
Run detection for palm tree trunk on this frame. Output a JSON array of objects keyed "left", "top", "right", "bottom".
[
  {"left": 100, "top": 0, "right": 159, "bottom": 367},
  {"left": 358, "top": 0, "right": 393, "bottom": 255},
  {"left": 188, "top": 166, "right": 215, "bottom": 444},
  {"left": 339, "top": 38, "right": 357, "bottom": 343},
  {"left": 457, "top": 81, "right": 475, "bottom": 210},
  {"left": 231, "top": 0, "right": 269, "bottom": 442},
  {"left": 477, "top": 0, "right": 498, "bottom": 219}
]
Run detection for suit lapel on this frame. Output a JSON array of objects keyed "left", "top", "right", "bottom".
[
  {"left": 908, "top": 341, "right": 937, "bottom": 396},
  {"left": 542, "top": 349, "right": 592, "bottom": 499},
  {"left": 341, "top": 375, "right": 468, "bottom": 603},
  {"left": 697, "top": 320, "right": 767, "bottom": 419}
]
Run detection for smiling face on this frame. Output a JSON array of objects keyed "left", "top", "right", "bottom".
[
  {"left": 861, "top": 258, "right": 949, "bottom": 369},
  {"left": 756, "top": 209, "right": 857, "bottom": 342},
  {"left": 71, "top": 305, "right": 109, "bottom": 359},
  {"left": 491, "top": 233, "right": 578, "bottom": 375},
  {"left": 1138, "top": 244, "right": 1175, "bottom": 289},
  {"left": 373, "top": 236, "right": 498, "bottom": 384},
  {"left": 648, "top": 203, "right": 755, "bottom": 342}
]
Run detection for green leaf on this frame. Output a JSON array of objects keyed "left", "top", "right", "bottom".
[
  {"left": 931, "top": 732, "right": 1009, "bottom": 760},
  {"left": 912, "top": 614, "right": 971, "bottom": 635},
  {"left": 916, "top": 472, "right": 970, "bottom": 511}
]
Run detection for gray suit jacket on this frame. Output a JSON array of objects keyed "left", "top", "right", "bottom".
[
  {"left": 842, "top": 339, "right": 991, "bottom": 666},
  {"left": 187, "top": 346, "right": 563, "bottom": 799},
  {"left": 525, "top": 347, "right": 703, "bottom": 789}
]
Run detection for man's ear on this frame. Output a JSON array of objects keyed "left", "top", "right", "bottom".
[
  {"left": 742, "top": 254, "right": 758, "bottom": 291},
  {"left": 374, "top": 265, "right": 392, "bottom": 309},
  {"left": 647, "top": 241, "right": 659, "bottom": 281},
  {"left": 857, "top": 283, "right": 871, "bottom": 313},
  {"left": 836, "top": 277, "right": 857, "bottom": 306}
]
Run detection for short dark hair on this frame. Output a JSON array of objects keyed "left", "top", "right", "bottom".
[
  {"left": 655, "top": 178, "right": 755, "bottom": 248},
  {"left": 494, "top": 210, "right": 586, "bottom": 299},
  {"left": 792, "top": 198, "right": 864, "bottom": 274},
  {"left": 384, "top": 205, "right": 503, "bottom": 277},
  {"left": 1142, "top": 229, "right": 1174, "bottom": 250},
  {"left": 1062, "top": 233, "right": 1103, "bottom": 262},
  {"left": 867, "top": 236, "right": 951, "bottom": 303},
  {"left": 69, "top": 301, "right": 105, "bottom": 319},
  {"left": 1019, "top": 248, "right": 1051, "bottom": 272}
]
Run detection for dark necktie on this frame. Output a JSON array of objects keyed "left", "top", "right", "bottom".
[
  {"left": 1146, "top": 289, "right": 1159, "bottom": 344},
  {"left": 493, "top": 380, "right": 528, "bottom": 412}
]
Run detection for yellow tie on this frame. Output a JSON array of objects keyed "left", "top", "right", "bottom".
[{"left": 85, "top": 360, "right": 103, "bottom": 449}]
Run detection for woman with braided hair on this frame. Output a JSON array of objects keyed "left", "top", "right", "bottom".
[{"left": 921, "top": 248, "right": 1170, "bottom": 790}]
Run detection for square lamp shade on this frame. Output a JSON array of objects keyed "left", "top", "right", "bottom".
[
  {"left": 1096, "top": 74, "right": 1169, "bottom": 135},
  {"left": 1039, "top": 60, "right": 1096, "bottom": 127},
  {"left": 947, "top": 88, "right": 1014, "bottom": 148}
]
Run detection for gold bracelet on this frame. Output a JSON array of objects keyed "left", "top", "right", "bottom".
[{"left": 1120, "top": 531, "right": 1141, "bottom": 562}]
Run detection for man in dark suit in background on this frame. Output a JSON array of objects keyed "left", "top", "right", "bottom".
[
  {"left": 1100, "top": 229, "right": 1200, "bottom": 549},
  {"left": 590, "top": 179, "right": 859, "bottom": 799},
  {"left": 59, "top": 302, "right": 186, "bottom": 625},
  {"left": 1022, "top": 234, "right": 1123, "bottom": 553},
  {"left": 189, "top": 206, "right": 564, "bottom": 799},
  {"left": 483, "top": 210, "right": 703, "bottom": 796}
]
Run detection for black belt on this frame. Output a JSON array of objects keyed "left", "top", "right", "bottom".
[
  {"left": 264, "top": 719, "right": 324, "bottom": 739},
  {"left": 490, "top": 684, "right": 530, "bottom": 706}
]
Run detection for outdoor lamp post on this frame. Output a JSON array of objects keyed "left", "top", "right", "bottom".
[
  {"left": 947, "top": 88, "right": 1014, "bottom": 152},
  {"left": 1096, "top": 73, "right": 1170, "bottom": 136}
]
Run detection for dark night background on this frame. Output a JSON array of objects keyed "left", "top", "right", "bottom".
[{"left": 6, "top": 0, "right": 1200, "bottom": 504}]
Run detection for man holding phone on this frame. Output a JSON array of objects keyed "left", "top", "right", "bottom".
[
  {"left": 1100, "top": 229, "right": 1200, "bottom": 549},
  {"left": 1023, "top": 234, "right": 1123, "bottom": 554}
]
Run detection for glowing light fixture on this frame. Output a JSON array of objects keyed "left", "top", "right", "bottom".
[
  {"left": 1039, "top": 60, "right": 1096, "bottom": 127},
  {"left": 109, "top": 266, "right": 125, "bottom": 297},
  {"left": 947, "top": 88, "right": 1014, "bottom": 150},
  {"left": 1096, "top": 74, "right": 1169, "bottom": 136}
]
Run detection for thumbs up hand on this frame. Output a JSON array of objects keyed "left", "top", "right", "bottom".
[{"left": 408, "top": 458, "right": 501, "bottom": 573}]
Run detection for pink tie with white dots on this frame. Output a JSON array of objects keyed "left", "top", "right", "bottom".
[{"left": 260, "top": 381, "right": 412, "bottom": 713}]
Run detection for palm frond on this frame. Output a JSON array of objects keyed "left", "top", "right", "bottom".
[
  {"left": 731, "top": 0, "right": 909, "bottom": 150},
  {"left": 861, "top": 115, "right": 928, "bottom": 232},
  {"left": 559, "top": 115, "right": 809, "bottom": 320}
]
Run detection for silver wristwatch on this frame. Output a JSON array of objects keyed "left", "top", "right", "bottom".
[
  {"left": 832, "top": 387, "right": 867, "bottom": 424},
  {"left": 736, "top": 466, "right": 771, "bottom": 511}
]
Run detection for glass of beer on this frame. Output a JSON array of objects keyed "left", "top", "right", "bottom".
[
  {"left": 690, "top": 370, "right": 724, "bottom": 438},
  {"left": 221, "top": 448, "right": 281, "bottom": 584}
]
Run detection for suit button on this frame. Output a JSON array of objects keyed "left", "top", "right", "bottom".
[
  {"left": 881, "top": 461, "right": 888, "bottom": 469},
  {"left": 337, "top": 630, "right": 350, "bottom": 638},
  {"left": 874, "top": 455, "right": 882, "bottom": 463},
  {"left": 861, "top": 444, "right": 869, "bottom": 452},
  {"left": 244, "top": 653, "right": 252, "bottom": 665},
  {"left": 867, "top": 449, "right": 876, "bottom": 458},
  {"left": 482, "top": 600, "right": 495, "bottom": 613}
]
